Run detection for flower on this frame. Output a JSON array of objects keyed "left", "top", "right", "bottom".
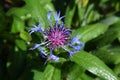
[{"left": 29, "top": 11, "right": 84, "bottom": 62}]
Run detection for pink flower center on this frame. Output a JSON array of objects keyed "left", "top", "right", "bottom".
[{"left": 48, "top": 29, "right": 68, "bottom": 47}]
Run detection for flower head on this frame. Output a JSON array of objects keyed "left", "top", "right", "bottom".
[
  {"left": 29, "top": 11, "right": 84, "bottom": 62},
  {"left": 45, "top": 24, "right": 71, "bottom": 49}
]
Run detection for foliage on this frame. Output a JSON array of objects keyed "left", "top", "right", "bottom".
[{"left": 0, "top": 0, "right": 120, "bottom": 80}]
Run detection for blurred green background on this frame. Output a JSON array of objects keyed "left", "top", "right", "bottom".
[{"left": 0, "top": 0, "right": 120, "bottom": 80}]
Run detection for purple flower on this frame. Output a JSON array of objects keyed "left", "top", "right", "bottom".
[
  {"left": 45, "top": 24, "right": 71, "bottom": 49},
  {"left": 29, "top": 11, "right": 84, "bottom": 62}
]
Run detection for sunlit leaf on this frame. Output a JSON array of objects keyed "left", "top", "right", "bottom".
[
  {"left": 72, "top": 23, "right": 108, "bottom": 43},
  {"left": 42, "top": 64, "right": 61, "bottom": 80},
  {"left": 20, "top": 31, "right": 32, "bottom": 42},
  {"left": 72, "top": 51, "right": 118, "bottom": 80},
  {"left": 11, "top": 17, "right": 25, "bottom": 33},
  {"left": 100, "top": 16, "right": 119, "bottom": 26}
]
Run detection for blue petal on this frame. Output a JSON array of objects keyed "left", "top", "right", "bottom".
[
  {"left": 71, "top": 45, "right": 82, "bottom": 51},
  {"left": 62, "top": 35, "right": 84, "bottom": 58},
  {"left": 50, "top": 49, "right": 59, "bottom": 62},
  {"left": 47, "top": 11, "right": 52, "bottom": 23},
  {"left": 54, "top": 11, "right": 60, "bottom": 22},
  {"left": 71, "top": 35, "right": 81, "bottom": 44},
  {"left": 38, "top": 23, "right": 43, "bottom": 32},
  {"left": 59, "top": 22, "right": 64, "bottom": 28},
  {"left": 69, "top": 51, "right": 74, "bottom": 57},
  {"left": 39, "top": 48, "right": 47, "bottom": 58},
  {"left": 47, "top": 11, "right": 65, "bottom": 23},
  {"left": 70, "top": 35, "right": 84, "bottom": 53},
  {"left": 29, "top": 23, "right": 43, "bottom": 34},
  {"left": 70, "top": 42, "right": 84, "bottom": 51},
  {"left": 29, "top": 43, "right": 40, "bottom": 50},
  {"left": 54, "top": 11, "right": 65, "bottom": 23}
]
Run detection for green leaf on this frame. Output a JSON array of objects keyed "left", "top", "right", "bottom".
[
  {"left": 65, "top": 1, "right": 76, "bottom": 28},
  {"left": 81, "top": 4, "right": 94, "bottom": 26},
  {"left": 95, "top": 21, "right": 120, "bottom": 47},
  {"left": 77, "top": 0, "right": 85, "bottom": 23},
  {"left": 61, "top": 62, "right": 93, "bottom": 80},
  {"left": 20, "top": 31, "right": 32, "bottom": 42},
  {"left": 72, "top": 23, "right": 108, "bottom": 43},
  {"left": 24, "top": 0, "right": 54, "bottom": 27},
  {"left": 100, "top": 16, "right": 119, "bottom": 26},
  {"left": 68, "top": 64, "right": 84, "bottom": 80},
  {"left": 72, "top": 51, "right": 118, "bottom": 80},
  {"left": 112, "top": 20, "right": 120, "bottom": 42},
  {"left": 87, "top": 11, "right": 100, "bottom": 24},
  {"left": 24, "top": 0, "right": 46, "bottom": 24},
  {"left": 32, "top": 69, "right": 43, "bottom": 80},
  {"left": 61, "top": 62, "right": 85, "bottom": 80},
  {"left": 7, "top": 0, "right": 55, "bottom": 30},
  {"left": 15, "top": 39, "right": 27, "bottom": 51},
  {"left": 42, "top": 64, "right": 61, "bottom": 80},
  {"left": 114, "top": 64, "right": 120, "bottom": 80},
  {"left": 80, "top": 73, "right": 93, "bottom": 80},
  {"left": 11, "top": 17, "right": 25, "bottom": 33},
  {"left": 7, "top": 7, "right": 29, "bottom": 20},
  {"left": 93, "top": 45, "right": 120, "bottom": 64}
]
